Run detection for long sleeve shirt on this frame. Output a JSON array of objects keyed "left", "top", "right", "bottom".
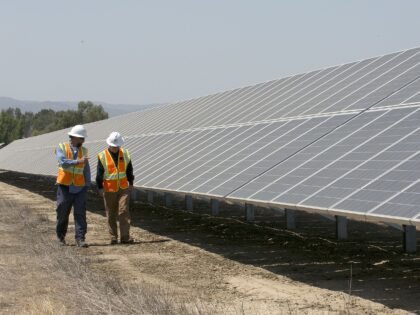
[
  {"left": 56, "top": 144, "right": 91, "bottom": 193},
  {"left": 96, "top": 148, "right": 134, "bottom": 189}
]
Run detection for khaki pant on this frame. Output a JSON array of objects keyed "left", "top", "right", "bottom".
[{"left": 103, "top": 188, "right": 131, "bottom": 241}]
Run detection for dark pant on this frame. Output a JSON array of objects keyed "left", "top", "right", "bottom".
[{"left": 56, "top": 185, "right": 87, "bottom": 241}]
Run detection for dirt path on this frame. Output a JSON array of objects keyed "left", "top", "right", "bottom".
[{"left": 0, "top": 173, "right": 418, "bottom": 314}]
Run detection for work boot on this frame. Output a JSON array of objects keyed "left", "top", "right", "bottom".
[
  {"left": 110, "top": 239, "right": 118, "bottom": 245},
  {"left": 76, "top": 240, "right": 88, "bottom": 248},
  {"left": 57, "top": 238, "right": 66, "bottom": 246},
  {"left": 120, "top": 238, "right": 134, "bottom": 244}
]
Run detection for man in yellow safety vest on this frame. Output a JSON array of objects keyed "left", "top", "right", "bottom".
[
  {"left": 55, "top": 124, "right": 90, "bottom": 248},
  {"left": 96, "top": 131, "right": 134, "bottom": 244}
]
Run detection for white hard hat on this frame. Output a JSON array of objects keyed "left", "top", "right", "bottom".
[
  {"left": 68, "top": 125, "right": 87, "bottom": 138},
  {"left": 106, "top": 131, "right": 124, "bottom": 147}
]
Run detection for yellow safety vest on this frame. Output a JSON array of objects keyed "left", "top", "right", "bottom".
[
  {"left": 98, "top": 148, "right": 131, "bottom": 192},
  {"left": 56, "top": 142, "right": 87, "bottom": 186}
]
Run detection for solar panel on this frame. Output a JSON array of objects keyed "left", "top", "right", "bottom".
[
  {"left": 229, "top": 105, "right": 420, "bottom": 222},
  {"left": 0, "top": 47, "right": 419, "bottom": 230},
  {"left": 145, "top": 114, "right": 353, "bottom": 194}
]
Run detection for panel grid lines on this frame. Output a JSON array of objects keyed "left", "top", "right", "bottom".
[{"left": 283, "top": 108, "right": 420, "bottom": 204}]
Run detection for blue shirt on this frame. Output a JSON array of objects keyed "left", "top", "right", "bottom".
[{"left": 56, "top": 144, "right": 91, "bottom": 194}]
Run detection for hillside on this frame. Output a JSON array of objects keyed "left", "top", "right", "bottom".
[{"left": 0, "top": 97, "right": 163, "bottom": 117}]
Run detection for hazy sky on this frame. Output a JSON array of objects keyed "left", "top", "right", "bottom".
[{"left": 1, "top": 1, "right": 420, "bottom": 105}]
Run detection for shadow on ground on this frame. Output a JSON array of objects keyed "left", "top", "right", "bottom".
[{"left": 1, "top": 171, "right": 419, "bottom": 313}]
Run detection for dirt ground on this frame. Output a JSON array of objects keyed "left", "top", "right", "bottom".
[{"left": 0, "top": 170, "right": 419, "bottom": 314}]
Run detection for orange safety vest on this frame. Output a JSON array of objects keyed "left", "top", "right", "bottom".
[
  {"left": 98, "top": 148, "right": 131, "bottom": 192},
  {"left": 56, "top": 142, "right": 87, "bottom": 186}
]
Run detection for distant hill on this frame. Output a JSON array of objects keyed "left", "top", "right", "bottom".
[{"left": 0, "top": 97, "right": 163, "bottom": 117}]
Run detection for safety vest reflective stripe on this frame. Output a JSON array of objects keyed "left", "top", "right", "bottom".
[
  {"left": 99, "top": 148, "right": 130, "bottom": 192},
  {"left": 58, "top": 143, "right": 72, "bottom": 159},
  {"left": 104, "top": 172, "right": 127, "bottom": 180},
  {"left": 56, "top": 142, "right": 87, "bottom": 186}
]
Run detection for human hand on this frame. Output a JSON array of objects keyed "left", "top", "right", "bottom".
[{"left": 76, "top": 157, "right": 89, "bottom": 165}]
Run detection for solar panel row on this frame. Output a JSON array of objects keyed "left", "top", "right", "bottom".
[
  {"left": 0, "top": 47, "right": 419, "bottom": 228},
  {"left": 4, "top": 47, "right": 420, "bottom": 152}
]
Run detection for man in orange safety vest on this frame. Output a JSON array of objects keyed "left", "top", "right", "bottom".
[
  {"left": 96, "top": 131, "right": 134, "bottom": 245},
  {"left": 55, "top": 124, "right": 90, "bottom": 248}
]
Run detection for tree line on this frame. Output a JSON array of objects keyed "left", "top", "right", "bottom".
[{"left": 0, "top": 101, "right": 108, "bottom": 145}]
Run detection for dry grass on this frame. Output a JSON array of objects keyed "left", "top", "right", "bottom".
[
  {"left": 2, "top": 201, "right": 368, "bottom": 315},
  {"left": 1, "top": 174, "right": 417, "bottom": 315},
  {"left": 0, "top": 202, "right": 224, "bottom": 315}
]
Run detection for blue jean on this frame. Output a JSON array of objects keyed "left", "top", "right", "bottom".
[{"left": 56, "top": 185, "right": 87, "bottom": 241}]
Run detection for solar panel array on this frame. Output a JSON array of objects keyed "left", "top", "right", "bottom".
[{"left": 1, "top": 47, "right": 419, "bottom": 227}]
